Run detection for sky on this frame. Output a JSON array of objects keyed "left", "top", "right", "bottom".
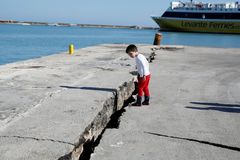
[{"left": 0, "top": 0, "right": 235, "bottom": 27}]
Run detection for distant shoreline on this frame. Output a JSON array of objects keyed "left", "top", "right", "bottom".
[{"left": 0, "top": 20, "right": 159, "bottom": 30}]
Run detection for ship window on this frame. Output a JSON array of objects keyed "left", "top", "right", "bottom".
[{"left": 161, "top": 11, "right": 240, "bottom": 20}]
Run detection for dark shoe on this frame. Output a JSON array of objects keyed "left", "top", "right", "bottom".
[
  {"left": 142, "top": 101, "right": 149, "bottom": 105},
  {"left": 132, "top": 96, "right": 142, "bottom": 106},
  {"left": 142, "top": 96, "right": 150, "bottom": 105}
]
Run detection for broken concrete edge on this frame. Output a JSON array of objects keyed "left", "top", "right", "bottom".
[
  {"left": 67, "top": 78, "right": 135, "bottom": 160},
  {"left": 58, "top": 49, "right": 157, "bottom": 160},
  {"left": 150, "top": 45, "right": 185, "bottom": 51},
  {"left": 142, "top": 45, "right": 182, "bottom": 63}
]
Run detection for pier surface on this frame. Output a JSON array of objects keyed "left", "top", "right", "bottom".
[
  {"left": 0, "top": 45, "right": 240, "bottom": 160},
  {"left": 0, "top": 44, "right": 141, "bottom": 160},
  {"left": 91, "top": 46, "right": 240, "bottom": 160}
]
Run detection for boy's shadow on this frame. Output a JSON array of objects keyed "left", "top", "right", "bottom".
[
  {"left": 132, "top": 81, "right": 138, "bottom": 96},
  {"left": 129, "top": 71, "right": 138, "bottom": 96},
  {"left": 127, "top": 81, "right": 139, "bottom": 107}
]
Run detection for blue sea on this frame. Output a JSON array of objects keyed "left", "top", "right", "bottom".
[{"left": 0, "top": 24, "right": 240, "bottom": 65}]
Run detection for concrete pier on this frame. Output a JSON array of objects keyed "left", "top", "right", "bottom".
[
  {"left": 91, "top": 46, "right": 240, "bottom": 160},
  {"left": 0, "top": 44, "right": 240, "bottom": 160},
  {"left": 0, "top": 44, "right": 157, "bottom": 160}
]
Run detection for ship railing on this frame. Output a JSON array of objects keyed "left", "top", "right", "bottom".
[
  {"left": 172, "top": 6, "right": 240, "bottom": 11},
  {"left": 172, "top": 2, "right": 240, "bottom": 10}
]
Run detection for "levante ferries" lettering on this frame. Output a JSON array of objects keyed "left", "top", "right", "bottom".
[{"left": 181, "top": 21, "right": 235, "bottom": 29}]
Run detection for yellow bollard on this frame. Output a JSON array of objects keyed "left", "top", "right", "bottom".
[
  {"left": 69, "top": 44, "right": 74, "bottom": 55},
  {"left": 153, "top": 33, "right": 162, "bottom": 45}
]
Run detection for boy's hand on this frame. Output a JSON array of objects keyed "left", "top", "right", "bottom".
[{"left": 139, "top": 76, "right": 146, "bottom": 81}]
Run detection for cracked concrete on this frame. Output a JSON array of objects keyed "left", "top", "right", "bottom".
[
  {"left": 91, "top": 46, "right": 240, "bottom": 160},
  {"left": 0, "top": 44, "right": 157, "bottom": 160},
  {"left": 0, "top": 135, "right": 74, "bottom": 146}
]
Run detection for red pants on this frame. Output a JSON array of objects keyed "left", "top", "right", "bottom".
[{"left": 138, "top": 75, "right": 150, "bottom": 97}]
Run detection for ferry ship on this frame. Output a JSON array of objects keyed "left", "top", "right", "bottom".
[{"left": 152, "top": 1, "right": 240, "bottom": 34}]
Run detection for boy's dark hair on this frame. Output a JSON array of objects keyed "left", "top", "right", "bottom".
[{"left": 126, "top": 44, "right": 138, "bottom": 53}]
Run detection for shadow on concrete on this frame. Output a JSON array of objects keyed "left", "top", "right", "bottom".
[
  {"left": 145, "top": 131, "right": 240, "bottom": 152},
  {"left": 185, "top": 102, "right": 240, "bottom": 113},
  {"left": 60, "top": 86, "right": 117, "bottom": 93},
  {"left": 190, "top": 102, "right": 240, "bottom": 108}
]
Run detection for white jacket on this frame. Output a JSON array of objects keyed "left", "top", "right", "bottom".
[{"left": 135, "top": 54, "right": 150, "bottom": 77}]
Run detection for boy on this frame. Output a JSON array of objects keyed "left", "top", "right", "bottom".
[{"left": 126, "top": 44, "right": 151, "bottom": 106}]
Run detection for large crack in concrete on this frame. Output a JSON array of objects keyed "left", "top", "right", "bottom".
[
  {"left": 78, "top": 97, "right": 134, "bottom": 160},
  {"left": 58, "top": 80, "right": 135, "bottom": 160},
  {"left": 58, "top": 50, "right": 156, "bottom": 160}
]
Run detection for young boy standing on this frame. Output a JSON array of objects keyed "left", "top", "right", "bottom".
[{"left": 126, "top": 44, "right": 151, "bottom": 106}]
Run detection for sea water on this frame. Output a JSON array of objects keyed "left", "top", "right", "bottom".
[{"left": 0, "top": 24, "right": 239, "bottom": 65}]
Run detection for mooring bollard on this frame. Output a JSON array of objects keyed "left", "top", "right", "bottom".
[
  {"left": 153, "top": 33, "right": 162, "bottom": 45},
  {"left": 69, "top": 44, "right": 74, "bottom": 55}
]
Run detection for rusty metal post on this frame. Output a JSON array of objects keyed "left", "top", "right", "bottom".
[{"left": 153, "top": 33, "right": 162, "bottom": 45}]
